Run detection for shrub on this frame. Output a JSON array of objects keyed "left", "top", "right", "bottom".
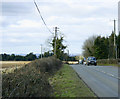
[
  {"left": 30, "top": 56, "right": 62, "bottom": 74},
  {"left": 97, "top": 59, "right": 120, "bottom": 64},
  {"left": 2, "top": 56, "right": 62, "bottom": 97}
]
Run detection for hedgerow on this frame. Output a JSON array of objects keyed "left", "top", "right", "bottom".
[
  {"left": 2, "top": 56, "right": 62, "bottom": 97},
  {"left": 97, "top": 59, "right": 120, "bottom": 64}
]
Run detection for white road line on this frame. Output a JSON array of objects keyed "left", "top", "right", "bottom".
[{"left": 92, "top": 68, "right": 120, "bottom": 80}]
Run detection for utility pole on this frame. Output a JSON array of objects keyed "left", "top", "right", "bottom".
[
  {"left": 113, "top": 19, "right": 117, "bottom": 59},
  {"left": 66, "top": 49, "right": 69, "bottom": 61},
  {"left": 67, "top": 50, "right": 69, "bottom": 57},
  {"left": 114, "top": 20, "right": 116, "bottom": 46},
  {"left": 118, "top": 48, "right": 119, "bottom": 58},
  {"left": 41, "top": 44, "right": 42, "bottom": 59},
  {"left": 54, "top": 27, "right": 59, "bottom": 56}
]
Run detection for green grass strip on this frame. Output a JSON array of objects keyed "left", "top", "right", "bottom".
[
  {"left": 98, "top": 64, "right": 120, "bottom": 67},
  {"left": 49, "top": 64, "right": 97, "bottom": 97}
]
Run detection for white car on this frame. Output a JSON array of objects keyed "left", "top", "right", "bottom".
[
  {"left": 83, "top": 61, "right": 87, "bottom": 65},
  {"left": 79, "top": 60, "right": 83, "bottom": 64}
]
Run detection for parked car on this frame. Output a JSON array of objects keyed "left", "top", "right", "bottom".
[
  {"left": 83, "top": 58, "right": 87, "bottom": 65},
  {"left": 79, "top": 59, "right": 83, "bottom": 64},
  {"left": 83, "top": 61, "right": 87, "bottom": 65},
  {"left": 87, "top": 57, "right": 97, "bottom": 66}
]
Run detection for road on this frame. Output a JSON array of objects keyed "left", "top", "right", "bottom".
[{"left": 71, "top": 64, "right": 119, "bottom": 98}]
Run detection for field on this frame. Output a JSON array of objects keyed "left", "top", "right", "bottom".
[
  {"left": 0, "top": 61, "right": 31, "bottom": 74},
  {"left": 1, "top": 61, "right": 31, "bottom": 69}
]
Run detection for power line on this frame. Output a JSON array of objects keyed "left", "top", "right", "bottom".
[{"left": 33, "top": 0, "right": 53, "bottom": 34}]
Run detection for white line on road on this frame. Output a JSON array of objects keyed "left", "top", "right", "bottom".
[{"left": 92, "top": 68, "right": 120, "bottom": 80}]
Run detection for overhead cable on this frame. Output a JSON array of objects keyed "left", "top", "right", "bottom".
[{"left": 33, "top": 0, "right": 53, "bottom": 34}]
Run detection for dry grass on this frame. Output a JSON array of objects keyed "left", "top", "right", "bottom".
[{"left": 0, "top": 61, "right": 31, "bottom": 69}]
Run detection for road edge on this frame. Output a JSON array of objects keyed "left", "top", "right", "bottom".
[{"left": 74, "top": 69, "right": 99, "bottom": 98}]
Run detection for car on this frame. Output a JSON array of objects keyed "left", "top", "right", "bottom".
[
  {"left": 83, "top": 61, "right": 87, "bottom": 65},
  {"left": 82, "top": 58, "right": 87, "bottom": 65},
  {"left": 86, "top": 57, "right": 97, "bottom": 66},
  {"left": 79, "top": 59, "right": 83, "bottom": 64}
]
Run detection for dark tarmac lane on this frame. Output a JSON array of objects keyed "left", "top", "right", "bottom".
[{"left": 71, "top": 64, "right": 120, "bottom": 98}]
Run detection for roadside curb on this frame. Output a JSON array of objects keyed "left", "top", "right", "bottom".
[{"left": 74, "top": 70, "right": 99, "bottom": 99}]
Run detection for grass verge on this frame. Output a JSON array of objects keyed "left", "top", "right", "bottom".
[
  {"left": 98, "top": 64, "right": 120, "bottom": 67},
  {"left": 49, "top": 64, "right": 97, "bottom": 97}
]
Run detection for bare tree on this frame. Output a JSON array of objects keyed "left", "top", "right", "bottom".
[{"left": 82, "top": 36, "right": 97, "bottom": 58}]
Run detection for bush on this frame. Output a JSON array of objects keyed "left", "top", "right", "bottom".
[
  {"left": 2, "top": 56, "right": 62, "bottom": 97},
  {"left": 30, "top": 56, "right": 62, "bottom": 74},
  {"left": 97, "top": 59, "right": 120, "bottom": 64}
]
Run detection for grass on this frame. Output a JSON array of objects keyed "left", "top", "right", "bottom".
[
  {"left": 1, "top": 61, "right": 31, "bottom": 74},
  {"left": 98, "top": 63, "right": 120, "bottom": 67},
  {"left": 1, "top": 61, "right": 31, "bottom": 68},
  {"left": 49, "top": 64, "right": 97, "bottom": 97}
]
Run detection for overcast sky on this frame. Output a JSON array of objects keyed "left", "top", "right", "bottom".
[{"left": 0, "top": 0, "right": 119, "bottom": 55}]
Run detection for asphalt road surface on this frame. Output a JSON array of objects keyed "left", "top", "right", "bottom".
[{"left": 71, "top": 64, "right": 119, "bottom": 98}]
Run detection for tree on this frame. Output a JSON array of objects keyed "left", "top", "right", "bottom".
[
  {"left": 43, "top": 51, "right": 53, "bottom": 57},
  {"left": 82, "top": 36, "right": 97, "bottom": 58},
  {"left": 11, "top": 54, "right": 15, "bottom": 60},
  {"left": 51, "top": 35, "right": 67, "bottom": 60},
  {"left": 14, "top": 55, "right": 25, "bottom": 61},
  {"left": 108, "top": 32, "right": 117, "bottom": 59},
  {"left": 25, "top": 53, "right": 37, "bottom": 61},
  {"left": 1, "top": 53, "right": 38, "bottom": 61},
  {"left": 93, "top": 36, "right": 109, "bottom": 59},
  {"left": 2, "top": 53, "right": 10, "bottom": 61}
]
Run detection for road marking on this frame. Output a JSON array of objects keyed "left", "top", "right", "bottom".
[{"left": 91, "top": 68, "right": 120, "bottom": 80}]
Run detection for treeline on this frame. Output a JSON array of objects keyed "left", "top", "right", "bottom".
[
  {"left": 0, "top": 52, "right": 53, "bottom": 61},
  {"left": 83, "top": 32, "right": 120, "bottom": 59},
  {"left": 0, "top": 52, "right": 77, "bottom": 61}
]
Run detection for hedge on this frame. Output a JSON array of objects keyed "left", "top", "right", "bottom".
[
  {"left": 2, "top": 56, "right": 62, "bottom": 97},
  {"left": 97, "top": 59, "right": 120, "bottom": 64}
]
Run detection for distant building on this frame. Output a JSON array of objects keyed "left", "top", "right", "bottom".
[{"left": 118, "top": 1, "right": 120, "bottom": 33}]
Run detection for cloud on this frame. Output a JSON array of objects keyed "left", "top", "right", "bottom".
[
  {"left": 1, "top": 0, "right": 119, "bottom": 54},
  {"left": 2, "top": 2, "right": 35, "bottom": 16},
  {"left": 10, "top": 20, "right": 43, "bottom": 28}
]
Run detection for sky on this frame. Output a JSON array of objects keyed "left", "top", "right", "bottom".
[
  {"left": 0, "top": 0, "right": 119, "bottom": 55},
  {"left": 118, "top": 1, "right": 120, "bottom": 32}
]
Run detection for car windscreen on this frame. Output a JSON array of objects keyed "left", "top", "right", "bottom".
[{"left": 88, "top": 57, "right": 96, "bottom": 60}]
